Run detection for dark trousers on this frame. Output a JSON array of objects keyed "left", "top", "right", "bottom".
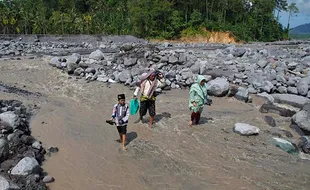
[{"left": 191, "top": 112, "right": 201, "bottom": 125}]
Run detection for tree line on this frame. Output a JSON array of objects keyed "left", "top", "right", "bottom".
[{"left": 0, "top": 0, "right": 299, "bottom": 42}]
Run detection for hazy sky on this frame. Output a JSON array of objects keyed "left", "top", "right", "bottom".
[{"left": 279, "top": 0, "right": 310, "bottom": 28}]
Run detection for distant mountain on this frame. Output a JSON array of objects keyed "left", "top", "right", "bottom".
[{"left": 290, "top": 23, "right": 310, "bottom": 34}]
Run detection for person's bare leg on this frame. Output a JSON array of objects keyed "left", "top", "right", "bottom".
[
  {"left": 122, "top": 134, "right": 127, "bottom": 150},
  {"left": 149, "top": 116, "right": 154, "bottom": 128},
  {"left": 118, "top": 133, "right": 122, "bottom": 143}
]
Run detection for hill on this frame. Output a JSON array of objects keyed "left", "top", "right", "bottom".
[{"left": 290, "top": 23, "right": 310, "bottom": 34}]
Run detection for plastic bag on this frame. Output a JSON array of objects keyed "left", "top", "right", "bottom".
[{"left": 130, "top": 98, "right": 139, "bottom": 115}]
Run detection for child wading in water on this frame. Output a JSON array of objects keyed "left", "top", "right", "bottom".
[{"left": 109, "top": 94, "right": 129, "bottom": 150}]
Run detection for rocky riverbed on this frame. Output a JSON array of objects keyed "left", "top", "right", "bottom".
[{"left": 1, "top": 35, "right": 310, "bottom": 189}]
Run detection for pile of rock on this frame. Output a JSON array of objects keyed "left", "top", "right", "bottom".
[{"left": 0, "top": 100, "right": 54, "bottom": 189}]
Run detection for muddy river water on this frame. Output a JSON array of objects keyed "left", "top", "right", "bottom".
[{"left": 0, "top": 59, "right": 310, "bottom": 190}]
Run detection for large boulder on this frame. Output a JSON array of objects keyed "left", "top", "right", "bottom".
[
  {"left": 297, "top": 79, "right": 309, "bottom": 96},
  {"left": 0, "top": 138, "right": 9, "bottom": 163},
  {"left": 89, "top": 50, "right": 104, "bottom": 60},
  {"left": 235, "top": 87, "right": 249, "bottom": 102},
  {"left": 67, "top": 53, "right": 81, "bottom": 64},
  {"left": 119, "top": 70, "right": 132, "bottom": 83},
  {"left": 259, "top": 81, "right": 274, "bottom": 93},
  {"left": 0, "top": 111, "right": 20, "bottom": 129},
  {"left": 123, "top": 58, "right": 137, "bottom": 67},
  {"left": 234, "top": 123, "right": 260, "bottom": 136},
  {"left": 292, "top": 110, "right": 310, "bottom": 133},
  {"left": 48, "top": 57, "right": 61, "bottom": 67},
  {"left": 233, "top": 48, "right": 246, "bottom": 57},
  {"left": 168, "top": 55, "right": 178, "bottom": 64},
  {"left": 0, "top": 175, "right": 20, "bottom": 190},
  {"left": 207, "top": 77, "right": 230, "bottom": 97},
  {"left": 272, "top": 94, "right": 310, "bottom": 109},
  {"left": 67, "top": 62, "right": 78, "bottom": 75},
  {"left": 11, "top": 157, "right": 41, "bottom": 176}
]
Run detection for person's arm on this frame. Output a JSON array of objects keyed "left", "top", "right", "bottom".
[
  {"left": 189, "top": 89, "right": 197, "bottom": 106},
  {"left": 156, "top": 73, "right": 166, "bottom": 88},
  {"left": 121, "top": 105, "right": 130, "bottom": 123},
  {"left": 133, "top": 86, "right": 140, "bottom": 98},
  {"left": 111, "top": 104, "right": 117, "bottom": 120}
]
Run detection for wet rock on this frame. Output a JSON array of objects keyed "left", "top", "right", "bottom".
[
  {"left": 235, "top": 87, "right": 249, "bottom": 102},
  {"left": 42, "top": 176, "right": 55, "bottom": 183},
  {"left": 273, "top": 137, "right": 298, "bottom": 154},
  {"left": 48, "top": 147, "right": 59, "bottom": 153},
  {"left": 264, "top": 116, "right": 276, "bottom": 127},
  {"left": 233, "top": 123, "right": 260, "bottom": 136},
  {"left": 21, "top": 135, "right": 35, "bottom": 145},
  {"left": 207, "top": 77, "right": 230, "bottom": 97},
  {"left": 0, "top": 138, "right": 9, "bottom": 162},
  {"left": 0, "top": 175, "right": 20, "bottom": 190},
  {"left": 0, "top": 111, "right": 20, "bottom": 129},
  {"left": 89, "top": 50, "right": 104, "bottom": 60},
  {"left": 11, "top": 157, "right": 41, "bottom": 176},
  {"left": 259, "top": 104, "right": 296, "bottom": 117}
]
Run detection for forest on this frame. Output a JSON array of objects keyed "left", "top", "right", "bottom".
[{"left": 0, "top": 0, "right": 294, "bottom": 42}]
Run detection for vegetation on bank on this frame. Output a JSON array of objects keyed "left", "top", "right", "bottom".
[{"left": 0, "top": 0, "right": 295, "bottom": 42}]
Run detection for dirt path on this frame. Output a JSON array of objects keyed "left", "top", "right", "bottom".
[{"left": 0, "top": 59, "right": 309, "bottom": 190}]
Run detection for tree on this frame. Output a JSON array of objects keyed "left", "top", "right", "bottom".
[{"left": 287, "top": 3, "right": 299, "bottom": 29}]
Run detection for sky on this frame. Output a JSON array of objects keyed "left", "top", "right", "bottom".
[{"left": 279, "top": 0, "right": 310, "bottom": 28}]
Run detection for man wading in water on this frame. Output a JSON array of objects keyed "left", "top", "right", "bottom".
[{"left": 133, "top": 69, "right": 165, "bottom": 128}]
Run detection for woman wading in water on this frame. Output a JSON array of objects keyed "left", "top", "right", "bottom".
[
  {"left": 189, "top": 75, "right": 209, "bottom": 126},
  {"left": 133, "top": 69, "right": 165, "bottom": 128}
]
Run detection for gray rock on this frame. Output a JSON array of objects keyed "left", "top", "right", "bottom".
[
  {"left": 300, "top": 136, "right": 310, "bottom": 154},
  {"left": 119, "top": 70, "right": 131, "bottom": 83},
  {"left": 272, "top": 94, "right": 310, "bottom": 108},
  {"left": 264, "top": 116, "right": 277, "bottom": 127},
  {"left": 234, "top": 123, "right": 260, "bottom": 136},
  {"left": 287, "top": 87, "right": 298, "bottom": 95},
  {"left": 248, "top": 87, "right": 257, "bottom": 94},
  {"left": 277, "top": 86, "right": 287, "bottom": 94},
  {"left": 42, "top": 176, "right": 55, "bottom": 183},
  {"left": 73, "top": 68, "right": 84, "bottom": 76},
  {"left": 287, "top": 78, "right": 296, "bottom": 86},
  {"left": 124, "top": 58, "right": 137, "bottom": 67},
  {"left": 0, "top": 111, "right": 20, "bottom": 129},
  {"left": 307, "top": 91, "right": 310, "bottom": 99},
  {"left": 276, "top": 75, "right": 287, "bottom": 84},
  {"left": 89, "top": 50, "right": 104, "bottom": 60},
  {"left": 0, "top": 138, "right": 9, "bottom": 163},
  {"left": 297, "top": 79, "right": 309, "bottom": 96},
  {"left": 288, "top": 62, "right": 299, "bottom": 70},
  {"left": 259, "top": 81, "right": 274, "bottom": 93},
  {"left": 273, "top": 137, "right": 298, "bottom": 154},
  {"left": 233, "top": 48, "right": 246, "bottom": 57},
  {"left": 67, "top": 53, "right": 81, "bottom": 64},
  {"left": 235, "top": 87, "right": 249, "bottom": 102},
  {"left": 67, "top": 62, "right": 78, "bottom": 74},
  {"left": 32, "top": 141, "right": 42, "bottom": 150},
  {"left": 257, "top": 60, "right": 268, "bottom": 68},
  {"left": 179, "top": 53, "right": 186, "bottom": 63},
  {"left": 292, "top": 111, "right": 310, "bottom": 132},
  {"left": 49, "top": 57, "right": 60, "bottom": 67},
  {"left": 207, "top": 77, "right": 230, "bottom": 97},
  {"left": 85, "top": 67, "right": 96, "bottom": 74},
  {"left": 11, "top": 157, "right": 41, "bottom": 176},
  {"left": 168, "top": 55, "right": 178, "bottom": 64},
  {"left": 257, "top": 92, "right": 275, "bottom": 104},
  {"left": 181, "top": 70, "right": 193, "bottom": 80},
  {"left": 0, "top": 175, "right": 19, "bottom": 190}
]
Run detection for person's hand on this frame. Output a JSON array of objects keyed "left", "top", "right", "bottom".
[
  {"left": 193, "top": 102, "right": 197, "bottom": 107},
  {"left": 119, "top": 120, "right": 123, "bottom": 124}
]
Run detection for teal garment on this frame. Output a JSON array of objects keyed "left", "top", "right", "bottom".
[
  {"left": 189, "top": 75, "right": 208, "bottom": 113},
  {"left": 129, "top": 98, "right": 139, "bottom": 115}
]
